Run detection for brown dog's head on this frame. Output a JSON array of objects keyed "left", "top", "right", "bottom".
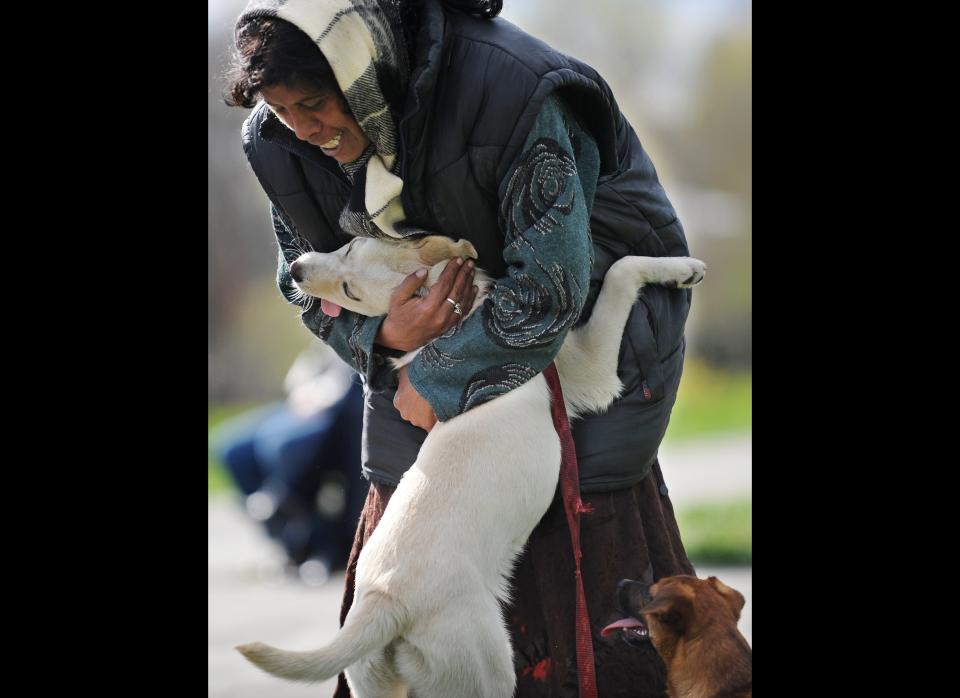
[
  {"left": 603, "top": 574, "right": 745, "bottom": 651},
  {"left": 605, "top": 574, "right": 752, "bottom": 697}
]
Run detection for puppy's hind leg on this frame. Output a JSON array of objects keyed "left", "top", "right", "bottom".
[
  {"left": 400, "top": 609, "right": 515, "bottom": 698},
  {"left": 473, "top": 610, "right": 516, "bottom": 698},
  {"left": 345, "top": 648, "right": 408, "bottom": 698}
]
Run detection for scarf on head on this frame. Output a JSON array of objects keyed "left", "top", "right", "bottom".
[{"left": 238, "top": 0, "right": 424, "bottom": 240}]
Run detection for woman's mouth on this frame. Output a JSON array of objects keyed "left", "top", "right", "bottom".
[{"left": 317, "top": 130, "right": 344, "bottom": 154}]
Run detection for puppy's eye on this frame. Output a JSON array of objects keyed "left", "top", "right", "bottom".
[{"left": 343, "top": 282, "right": 361, "bottom": 302}]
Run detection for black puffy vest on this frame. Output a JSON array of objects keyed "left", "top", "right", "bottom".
[{"left": 241, "top": 0, "right": 692, "bottom": 493}]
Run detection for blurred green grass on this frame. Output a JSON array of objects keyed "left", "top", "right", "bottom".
[
  {"left": 678, "top": 498, "right": 752, "bottom": 565},
  {"left": 663, "top": 359, "right": 751, "bottom": 443},
  {"left": 666, "top": 360, "right": 751, "bottom": 564}
]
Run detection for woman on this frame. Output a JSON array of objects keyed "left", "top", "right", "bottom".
[{"left": 226, "top": 1, "right": 695, "bottom": 695}]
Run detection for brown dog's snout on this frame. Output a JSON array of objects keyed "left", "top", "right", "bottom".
[
  {"left": 289, "top": 260, "right": 305, "bottom": 283},
  {"left": 617, "top": 578, "right": 652, "bottom": 616}
]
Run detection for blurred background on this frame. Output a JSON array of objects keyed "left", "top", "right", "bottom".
[{"left": 209, "top": 1, "right": 750, "bottom": 695}]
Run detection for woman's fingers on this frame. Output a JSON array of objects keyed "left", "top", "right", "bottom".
[
  {"left": 465, "top": 280, "right": 480, "bottom": 313},
  {"left": 440, "top": 260, "right": 476, "bottom": 330},
  {"left": 425, "top": 257, "right": 464, "bottom": 309},
  {"left": 448, "top": 259, "right": 475, "bottom": 309},
  {"left": 428, "top": 258, "right": 474, "bottom": 315},
  {"left": 392, "top": 267, "right": 429, "bottom": 303}
]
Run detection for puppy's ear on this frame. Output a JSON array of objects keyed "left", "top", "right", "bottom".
[
  {"left": 411, "top": 236, "right": 478, "bottom": 266},
  {"left": 707, "top": 576, "right": 746, "bottom": 620},
  {"left": 638, "top": 594, "right": 692, "bottom": 634}
]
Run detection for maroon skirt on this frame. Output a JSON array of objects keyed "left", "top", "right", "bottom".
[{"left": 333, "top": 460, "right": 693, "bottom": 697}]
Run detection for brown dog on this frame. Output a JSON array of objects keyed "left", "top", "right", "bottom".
[{"left": 602, "top": 575, "right": 752, "bottom": 698}]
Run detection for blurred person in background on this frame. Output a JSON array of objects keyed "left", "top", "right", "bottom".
[
  {"left": 210, "top": 342, "right": 366, "bottom": 585},
  {"left": 225, "top": 0, "right": 698, "bottom": 694}
]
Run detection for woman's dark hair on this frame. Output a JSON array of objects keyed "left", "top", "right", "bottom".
[
  {"left": 224, "top": 17, "right": 341, "bottom": 109},
  {"left": 223, "top": 2, "right": 502, "bottom": 109},
  {"left": 441, "top": 0, "right": 502, "bottom": 18}
]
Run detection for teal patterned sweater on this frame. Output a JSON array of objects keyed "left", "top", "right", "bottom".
[{"left": 272, "top": 94, "right": 600, "bottom": 422}]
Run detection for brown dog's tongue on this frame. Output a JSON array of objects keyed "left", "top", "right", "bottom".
[
  {"left": 320, "top": 299, "right": 342, "bottom": 317},
  {"left": 601, "top": 618, "right": 645, "bottom": 637}
]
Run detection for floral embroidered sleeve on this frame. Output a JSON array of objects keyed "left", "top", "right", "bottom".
[
  {"left": 271, "top": 204, "right": 397, "bottom": 390},
  {"left": 406, "top": 94, "right": 601, "bottom": 421}
]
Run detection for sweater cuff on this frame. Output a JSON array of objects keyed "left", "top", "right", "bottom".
[
  {"left": 357, "top": 315, "right": 399, "bottom": 392},
  {"left": 405, "top": 356, "right": 457, "bottom": 423}
]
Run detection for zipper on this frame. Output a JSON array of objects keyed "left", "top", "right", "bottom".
[{"left": 637, "top": 295, "right": 659, "bottom": 350}]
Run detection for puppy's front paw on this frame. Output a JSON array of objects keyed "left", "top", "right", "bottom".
[{"left": 663, "top": 257, "right": 707, "bottom": 288}]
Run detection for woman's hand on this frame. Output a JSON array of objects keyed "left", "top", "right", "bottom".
[
  {"left": 375, "top": 258, "right": 478, "bottom": 352},
  {"left": 394, "top": 365, "right": 437, "bottom": 432}
]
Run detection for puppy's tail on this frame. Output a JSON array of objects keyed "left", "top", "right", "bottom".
[{"left": 236, "top": 591, "right": 402, "bottom": 683}]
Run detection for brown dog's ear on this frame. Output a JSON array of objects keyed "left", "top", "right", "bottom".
[
  {"left": 409, "top": 236, "right": 479, "bottom": 266},
  {"left": 638, "top": 594, "right": 692, "bottom": 634},
  {"left": 707, "top": 576, "right": 746, "bottom": 620}
]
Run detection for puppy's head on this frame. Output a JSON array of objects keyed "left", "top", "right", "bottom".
[
  {"left": 603, "top": 575, "right": 745, "bottom": 653},
  {"left": 289, "top": 235, "right": 478, "bottom": 317}
]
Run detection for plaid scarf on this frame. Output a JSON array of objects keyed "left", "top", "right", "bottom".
[{"left": 239, "top": 0, "right": 423, "bottom": 240}]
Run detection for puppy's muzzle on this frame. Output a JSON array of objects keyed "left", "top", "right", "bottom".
[
  {"left": 600, "top": 578, "right": 651, "bottom": 645},
  {"left": 289, "top": 260, "right": 305, "bottom": 283}
]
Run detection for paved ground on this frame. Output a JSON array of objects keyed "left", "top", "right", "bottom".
[{"left": 209, "top": 433, "right": 751, "bottom": 697}]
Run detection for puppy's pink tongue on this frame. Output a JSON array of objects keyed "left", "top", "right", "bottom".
[{"left": 320, "top": 299, "right": 342, "bottom": 317}]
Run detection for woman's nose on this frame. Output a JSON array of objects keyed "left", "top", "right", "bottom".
[{"left": 289, "top": 112, "right": 318, "bottom": 142}]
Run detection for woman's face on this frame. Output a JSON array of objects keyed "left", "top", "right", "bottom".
[{"left": 261, "top": 82, "right": 371, "bottom": 164}]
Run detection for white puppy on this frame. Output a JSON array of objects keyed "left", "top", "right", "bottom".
[{"left": 238, "top": 236, "right": 705, "bottom": 698}]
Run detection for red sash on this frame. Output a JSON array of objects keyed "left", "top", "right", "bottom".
[{"left": 543, "top": 362, "right": 597, "bottom": 698}]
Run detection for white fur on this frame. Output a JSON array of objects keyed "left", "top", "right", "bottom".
[{"left": 238, "top": 236, "right": 705, "bottom": 697}]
